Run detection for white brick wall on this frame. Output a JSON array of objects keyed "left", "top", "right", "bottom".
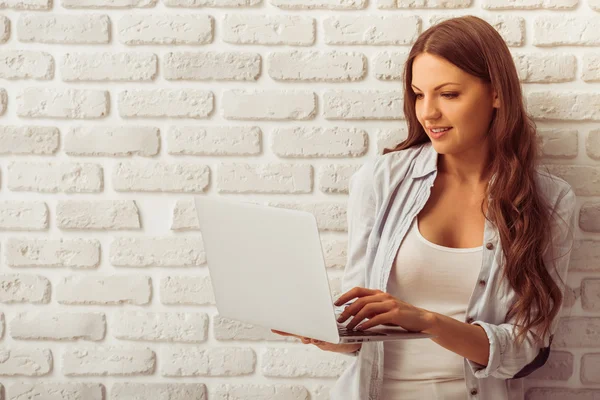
[{"left": 0, "top": 1, "right": 598, "bottom": 399}]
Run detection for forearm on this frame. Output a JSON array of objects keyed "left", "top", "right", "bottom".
[{"left": 422, "top": 312, "right": 490, "bottom": 367}]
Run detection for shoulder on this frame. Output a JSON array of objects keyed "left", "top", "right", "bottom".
[
  {"left": 376, "top": 143, "right": 427, "bottom": 173},
  {"left": 354, "top": 143, "right": 429, "bottom": 188}
]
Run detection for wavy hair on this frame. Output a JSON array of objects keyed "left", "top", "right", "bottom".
[{"left": 383, "top": 15, "right": 571, "bottom": 349}]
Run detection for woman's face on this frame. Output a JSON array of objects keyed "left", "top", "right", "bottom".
[{"left": 411, "top": 53, "right": 500, "bottom": 154}]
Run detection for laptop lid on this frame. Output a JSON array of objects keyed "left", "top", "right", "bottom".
[{"left": 194, "top": 196, "right": 342, "bottom": 344}]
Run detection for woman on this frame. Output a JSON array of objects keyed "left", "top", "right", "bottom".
[{"left": 273, "top": 15, "right": 576, "bottom": 400}]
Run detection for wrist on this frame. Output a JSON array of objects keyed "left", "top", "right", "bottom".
[
  {"left": 343, "top": 343, "right": 362, "bottom": 354},
  {"left": 421, "top": 311, "right": 440, "bottom": 335}
]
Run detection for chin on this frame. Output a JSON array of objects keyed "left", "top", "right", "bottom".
[{"left": 429, "top": 139, "right": 449, "bottom": 151}]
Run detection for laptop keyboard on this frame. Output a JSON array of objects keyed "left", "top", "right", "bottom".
[{"left": 338, "top": 327, "right": 386, "bottom": 337}]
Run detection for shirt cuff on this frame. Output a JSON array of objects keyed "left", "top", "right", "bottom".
[{"left": 467, "top": 320, "right": 502, "bottom": 379}]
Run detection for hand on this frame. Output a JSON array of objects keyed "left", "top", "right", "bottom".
[
  {"left": 271, "top": 329, "right": 362, "bottom": 354},
  {"left": 335, "top": 287, "right": 436, "bottom": 332}
]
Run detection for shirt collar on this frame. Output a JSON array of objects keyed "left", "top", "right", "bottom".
[
  {"left": 410, "top": 141, "right": 497, "bottom": 200},
  {"left": 410, "top": 141, "right": 438, "bottom": 179}
]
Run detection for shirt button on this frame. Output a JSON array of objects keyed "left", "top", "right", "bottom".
[
  {"left": 470, "top": 389, "right": 478, "bottom": 395},
  {"left": 485, "top": 242, "right": 494, "bottom": 250},
  {"left": 479, "top": 279, "right": 486, "bottom": 287}
]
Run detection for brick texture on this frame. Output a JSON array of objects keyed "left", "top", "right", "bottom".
[{"left": 0, "top": 4, "right": 597, "bottom": 398}]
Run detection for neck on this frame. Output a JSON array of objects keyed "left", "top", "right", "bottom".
[{"left": 437, "top": 143, "right": 491, "bottom": 186}]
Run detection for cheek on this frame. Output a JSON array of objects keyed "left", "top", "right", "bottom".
[
  {"left": 444, "top": 100, "right": 476, "bottom": 124},
  {"left": 468, "top": 99, "right": 495, "bottom": 125},
  {"left": 414, "top": 103, "right": 424, "bottom": 122},
  {"left": 467, "top": 95, "right": 493, "bottom": 114}
]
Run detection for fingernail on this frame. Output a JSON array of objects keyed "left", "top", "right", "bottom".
[{"left": 356, "top": 325, "right": 364, "bottom": 330}]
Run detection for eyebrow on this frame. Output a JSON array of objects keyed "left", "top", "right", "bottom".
[{"left": 411, "top": 82, "right": 461, "bottom": 91}]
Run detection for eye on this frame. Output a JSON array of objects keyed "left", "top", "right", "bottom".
[
  {"left": 413, "top": 93, "right": 458, "bottom": 100},
  {"left": 442, "top": 93, "right": 458, "bottom": 99}
]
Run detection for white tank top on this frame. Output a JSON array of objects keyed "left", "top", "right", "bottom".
[{"left": 382, "top": 215, "right": 483, "bottom": 400}]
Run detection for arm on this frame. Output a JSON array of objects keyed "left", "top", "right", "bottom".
[
  {"left": 425, "top": 188, "right": 576, "bottom": 379},
  {"left": 422, "top": 313, "right": 490, "bottom": 367}
]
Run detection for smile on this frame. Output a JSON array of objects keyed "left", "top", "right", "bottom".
[{"left": 429, "top": 127, "right": 452, "bottom": 139}]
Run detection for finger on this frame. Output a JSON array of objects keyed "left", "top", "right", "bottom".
[
  {"left": 272, "top": 330, "right": 304, "bottom": 340},
  {"left": 271, "top": 329, "right": 292, "bottom": 336},
  {"left": 346, "top": 301, "right": 394, "bottom": 330},
  {"left": 334, "top": 287, "right": 378, "bottom": 306},
  {"left": 272, "top": 330, "right": 300, "bottom": 338},
  {"left": 334, "top": 287, "right": 379, "bottom": 306},
  {"left": 338, "top": 293, "right": 388, "bottom": 323},
  {"left": 354, "top": 310, "right": 397, "bottom": 331}
]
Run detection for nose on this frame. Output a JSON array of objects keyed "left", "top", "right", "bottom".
[{"left": 420, "top": 97, "right": 441, "bottom": 121}]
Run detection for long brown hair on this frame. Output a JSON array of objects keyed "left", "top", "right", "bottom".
[{"left": 384, "top": 16, "right": 572, "bottom": 349}]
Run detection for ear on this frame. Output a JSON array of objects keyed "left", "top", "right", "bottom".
[{"left": 492, "top": 89, "right": 500, "bottom": 109}]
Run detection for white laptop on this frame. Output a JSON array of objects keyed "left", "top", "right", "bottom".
[{"left": 194, "top": 196, "right": 435, "bottom": 344}]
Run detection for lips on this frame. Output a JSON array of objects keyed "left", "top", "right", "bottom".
[{"left": 429, "top": 127, "right": 452, "bottom": 138}]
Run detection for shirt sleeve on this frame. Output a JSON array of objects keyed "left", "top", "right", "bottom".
[
  {"left": 467, "top": 187, "right": 577, "bottom": 380},
  {"left": 340, "top": 160, "right": 378, "bottom": 295}
]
